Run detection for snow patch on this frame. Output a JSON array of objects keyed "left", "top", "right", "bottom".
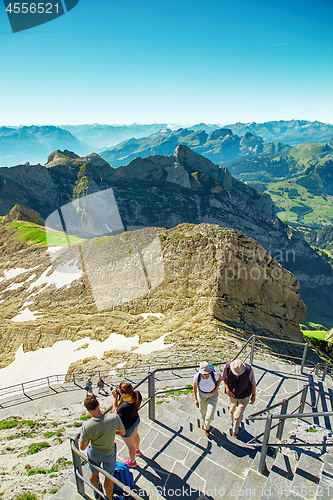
[
  {"left": 27, "top": 260, "right": 83, "bottom": 293},
  {"left": 47, "top": 246, "right": 63, "bottom": 253},
  {"left": 11, "top": 308, "right": 43, "bottom": 322},
  {"left": 4, "top": 273, "right": 36, "bottom": 291},
  {"left": 0, "top": 332, "right": 174, "bottom": 394},
  {"left": 139, "top": 313, "right": 164, "bottom": 319},
  {"left": 132, "top": 333, "right": 173, "bottom": 355},
  {"left": 3, "top": 266, "right": 40, "bottom": 280}
]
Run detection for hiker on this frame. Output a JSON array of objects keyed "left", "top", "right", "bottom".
[
  {"left": 112, "top": 381, "right": 142, "bottom": 467},
  {"left": 222, "top": 359, "right": 256, "bottom": 438},
  {"left": 193, "top": 362, "right": 222, "bottom": 437},
  {"left": 85, "top": 376, "right": 94, "bottom": 396},
  {"left": 97, "top": 377, "right": 107, "bottom": 395},
  {"left": 79, "top": 394, "right": 125, "bottom": 500}
]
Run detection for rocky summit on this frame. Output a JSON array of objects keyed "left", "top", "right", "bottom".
[{"left": 0, "top": 219, "right": 306, "bottom": 373}]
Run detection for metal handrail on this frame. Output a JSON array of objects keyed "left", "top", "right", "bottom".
[
  {"left": 0, "top": 373, "right": 68, "bottom": 393},
  {"left": 70, "top": 435, "right": 145, "bottom": 500},
  {"left": 231, "top": 334, "right": 255, "bottom": 360},
  {"left": 254, "top": 335, "right": 306, "bottom": 346},
  {"left": 271, "top": 410, "right": 333, "bottom": 419},
  {"left": 254, "top": 405, "right": 333, "bottom": 474},
  {"left": 248, "top": 386, "right": 307, "bottom": 420}
]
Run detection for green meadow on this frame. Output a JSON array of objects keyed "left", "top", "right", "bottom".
[{"left": 9, "top": 221, "right": 86, "bottom": 247}]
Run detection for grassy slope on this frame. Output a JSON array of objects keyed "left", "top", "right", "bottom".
[
  {"left": 240, "top": 142, "right": 333, "bottom": 226},
  {"left": 266, "top": 180, "right": 333, "bottom": 226},
  {"left": 8, "top": 221, "right": 86, "bottom": 246}
]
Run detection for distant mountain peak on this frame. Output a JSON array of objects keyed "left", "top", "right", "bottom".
[{"left": 47, "top": 149, "right": 80, "bottom": 164}]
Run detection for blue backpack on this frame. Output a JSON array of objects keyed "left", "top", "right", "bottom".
[{"left": 113, "top": 462, "right": 135, "bottom": 499}]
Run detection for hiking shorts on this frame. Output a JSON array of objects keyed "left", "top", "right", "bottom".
[
  {"left": 87, "top": 444, "right": 116, "bottom": 475},
  {"left": 124, "top": 416, "right": 140, "bottom": 438}
]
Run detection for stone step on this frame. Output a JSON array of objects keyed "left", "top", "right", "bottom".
[
  {"left": 234, "top": 447, "right": 275, "bottom": 500},
  {"left": 156, "top": 401, "right": 258, "bottom": 479},
  {"left": 258, "top": 450, "right": 299, "bottom": 499},
  {"left": 248, "top": 446, "right": 277, "bottom": 475},
  {"left": 235, "top": 469, "right": 267, "bottom": 500},
  {"left": 287, "top": 453, "right": 324, "bottom": 500},
  {"left": 46, "top": 476, "right": 92, "bottom": 500},
  {"left": 315, "top": 453, "right": 333, "bottom": 500},
  {"left": 161, "top": 392, "right": 268, "bottom": 445}
]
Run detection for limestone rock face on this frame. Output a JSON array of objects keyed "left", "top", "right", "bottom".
[
  {"left": 0, "top": 222, "right": 306, "bottom": 371},
  {"left": 211, "top": 231, "right": 306, "bottom": 338}
]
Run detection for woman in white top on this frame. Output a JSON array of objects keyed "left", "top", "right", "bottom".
[{"left": 193, "top": 362, "right": 222, "bottom": 436}]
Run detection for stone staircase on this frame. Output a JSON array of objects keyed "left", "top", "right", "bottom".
[{"left": 51, "top": 360, "right": 333, "bottom": 500}]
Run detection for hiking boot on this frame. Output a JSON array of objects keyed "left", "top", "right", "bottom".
[{"left": 202, "top": 424, "right": 209, "bottom": 437}]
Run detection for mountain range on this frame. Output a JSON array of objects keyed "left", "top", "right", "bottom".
[
  {"left": 64, "top": 120, "right": 333, "bottom": 150},
  {"left": 0, "top": 125, "right": 90, "bottom": 167},
  {"left": 0, "top": 145, "right": 332, "bottom": 326},
  {"left": 63, "top": 123, "right": 172, "bottom": 149},
  {"left": 99, "top": 127, "right": 286, "bottom": 168},
  {"left": 226, "top": 120, "right": 333, "bottom": 146},
  {"left": 1, "top": 120, "right": 332, "bottom": 169}
]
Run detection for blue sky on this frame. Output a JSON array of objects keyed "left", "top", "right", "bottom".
[{"left": 0, "top": 0, "right": 332, "bottom": 126}]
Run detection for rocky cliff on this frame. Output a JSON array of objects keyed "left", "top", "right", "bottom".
[{"left": 0, "top": 220, "right": 306, "bottom": 372}]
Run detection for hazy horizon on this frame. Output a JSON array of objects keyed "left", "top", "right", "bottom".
[{"left": 1, "top": 118, "right": 333, "bottom": 128}]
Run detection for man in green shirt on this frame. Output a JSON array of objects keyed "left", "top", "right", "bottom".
[{"left": 80, "top": 395, "right": 125, "bottom": 499}]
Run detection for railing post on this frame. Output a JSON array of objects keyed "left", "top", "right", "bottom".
[
  {"left": 250, "top": 335, "right": 256, "bottom": 366},
  {"left": 71, "top": 436, "right": 85, "bottom": 497},
  {"left": 301, "top": 344, "right": 308, "bottom": 374},
  {"left": 322, "top": 364, "right": 327, "bottom": 382},
  {"left": 276, "top": 399, "right": 288, "bottom": 440},
  {"left": 299, "top": 385, "right": 308, "bottom": 414},
  {"left": 148, "top": 371, "right": 156, "bottom": 421},
  {"left": 259, "top": 413, "right": 272, "bottom": 474}
]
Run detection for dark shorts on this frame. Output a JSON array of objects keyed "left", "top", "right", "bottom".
[
  {"left": 87, "top": 443, "right": 116, "bottom": 475},
  {"left": 124, "top": 416, "right": 140, "bottom": 438}
]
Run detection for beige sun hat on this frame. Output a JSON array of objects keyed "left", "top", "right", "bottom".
[
  {"left": 230, "top": 359, "right": 246, "bottom": 376},
  {"left": 199, "top": 362, "right": 213, "bottom": 374}
]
